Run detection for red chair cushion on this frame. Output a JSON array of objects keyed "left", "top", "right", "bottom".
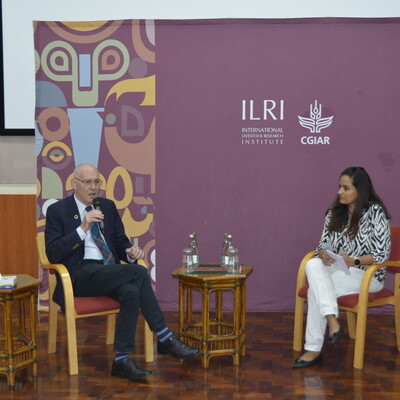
[
  {"left": 389, "top": 226, "right": 400, "bottom": 260},
  {"left": 298, "top": 285, "right": 308, "bottom": 299},
  {"left": 387, "top": 267, "right": 400, "bottom": 273},
  {"left": 74, "top": 296, "right": 120, "bottom": 315},
  {"left": 298, "top": 285, "right": 394, "bottom": 309},
  {"left": 337, "top": 288, "right": 394, "bottom": 308}
]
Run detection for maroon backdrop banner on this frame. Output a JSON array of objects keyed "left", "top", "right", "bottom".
[{"left": 154, "top": 18, "right": 400, "bottom": 311}]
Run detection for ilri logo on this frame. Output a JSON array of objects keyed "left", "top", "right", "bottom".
[{"left": 298, "top": 100, "right": 334, "bottom": 133}]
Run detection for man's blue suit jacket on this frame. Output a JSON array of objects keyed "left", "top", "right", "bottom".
[{"left": 45, "top": 195, "right": 131, "bottom": 310}]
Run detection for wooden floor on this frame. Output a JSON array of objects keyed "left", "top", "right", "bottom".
[{"left": 1, "top": 311, "right": 400, "bottom": 399}]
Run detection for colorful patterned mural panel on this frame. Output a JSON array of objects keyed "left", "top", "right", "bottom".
[{"left": 35, "top": 20, "right": 156, "bottom": 308}]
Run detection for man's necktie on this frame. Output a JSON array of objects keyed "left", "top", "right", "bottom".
[{"left": 85, "top": 206, "right": 115, "bottom": 265}]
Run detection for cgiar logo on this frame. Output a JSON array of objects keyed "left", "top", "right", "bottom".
[{"left": 298, "top": 100, "right": 334, "bottom": 145}]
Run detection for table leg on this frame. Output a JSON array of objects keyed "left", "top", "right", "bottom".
[
  {"left": 4, "top": 298, "right": 15, "bottom": 386},
  {"left": 30, "top": 291, "right": 38, "bottom": 376},
  {"left": 187, "top": 288, "right": 193, "bottom": 323},
  {"left": 233, "top": 283, "right": 241, "bottom": 365},
  {"left": 202, "top": 287, "right": 210, "bottom": 368},
  {"left": 178, "top": 282, "right": 184, "bottom": 334},
  {"left": 240, "top": 281, "right": 247, "bottom": 356},
  {"left": 216, "top": 290, "right": 223, "bottom": 336},
  {"left": 18, "top": 299, "right": 26, "bottom": 338}
]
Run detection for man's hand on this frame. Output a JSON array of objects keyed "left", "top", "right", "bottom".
[
  {"left": 81, "top": 210, "right": 104, "bottom": 232},
  {"left": 125, "top": 246, "right": 145, "bottom": 260}
]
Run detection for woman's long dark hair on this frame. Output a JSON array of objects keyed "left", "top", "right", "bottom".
[{"left": 328, "top": 167, "right": 390, "bottom": 238}]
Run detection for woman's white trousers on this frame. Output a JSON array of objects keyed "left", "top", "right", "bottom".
[{"left": 304, "top": 257, "right": 383, "bottom": 352}]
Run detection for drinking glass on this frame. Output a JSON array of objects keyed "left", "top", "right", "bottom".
[
  {"left": 227, "top": 247, "right": 240, "bottom": 274},
  {"left": 181, "top": 248, "right": 196, "bottom": 273}
]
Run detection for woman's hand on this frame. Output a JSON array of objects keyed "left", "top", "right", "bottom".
[
  {"left": 338, "top": 252, "right": 374, "bottom": 267},
  {"left": 339, "top": 251, "right": 353, "bottom": 267},
  {"left": 318, "top": 249, "right": 335, "bottom": 266}
]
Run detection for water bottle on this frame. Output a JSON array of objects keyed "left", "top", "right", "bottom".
[
  {"left": 221, "top": 233, "right": 233, "bottom": 269},
  {"left": 188, "top": 232, "right": 200, "bottom": 268}
]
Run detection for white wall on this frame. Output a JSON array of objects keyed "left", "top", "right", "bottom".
[{"left": 1, "top": 0, "right": 400, "bottom": 186}]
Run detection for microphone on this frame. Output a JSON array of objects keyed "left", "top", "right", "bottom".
[{"left": 92, "top": 198, "right": 105, "bottom": 235}]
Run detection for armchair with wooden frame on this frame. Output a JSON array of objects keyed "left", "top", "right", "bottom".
[
  {"left": 293, "top": 225, "right": 400, "bottom": 369},
  {"left": 37, "top": 232, "right": 154, "bottom": 375}
]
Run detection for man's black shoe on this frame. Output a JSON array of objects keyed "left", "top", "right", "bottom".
[
  {"left": 111, "top": 358, "right": 152, "bottom": 380},
  {"left": 157, "top": 335, "right": 201, "bottom": 359}
]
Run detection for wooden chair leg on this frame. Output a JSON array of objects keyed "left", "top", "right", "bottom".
[
  {"left": 105, "top": 314, "right": 116, "bottom": 345},
  {"left": 47, "top": 300, "right": 58, "bottom": 353},
  {"left": 65, "top": 315, "right": 79, "bottom": 375},
  {"left": 394, "top": 274, "right": 400, "bottom": 351},
  {"left": 47, "top": 272, "right": 58, "bottom": 353},
  {"left": 353, "top": 307, "right": 367, "bottom": 369},
  {"left": 144, "top": 321, "right": 154, "bottom": 362},
  {"left": 293, "top": 296, "right": 305, "bottom": 351},
  {"left": 346, "top": 311, "right": 356, "bottom": 339}
]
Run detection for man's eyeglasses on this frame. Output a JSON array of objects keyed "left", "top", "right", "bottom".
[{"left": 74, "top": 177, "right": 102, "bottom": 187}]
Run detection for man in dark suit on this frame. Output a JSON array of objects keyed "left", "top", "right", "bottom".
[{"left": 45, "top": 163, "right": 200, "bottom": 380}]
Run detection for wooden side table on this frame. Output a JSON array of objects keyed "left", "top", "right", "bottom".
[
  {"left": 172, "top": 266, "right": 253, "bottom": 368},
  {"left": 0, "top": 274, "right": 41, "bottom": 386}
]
